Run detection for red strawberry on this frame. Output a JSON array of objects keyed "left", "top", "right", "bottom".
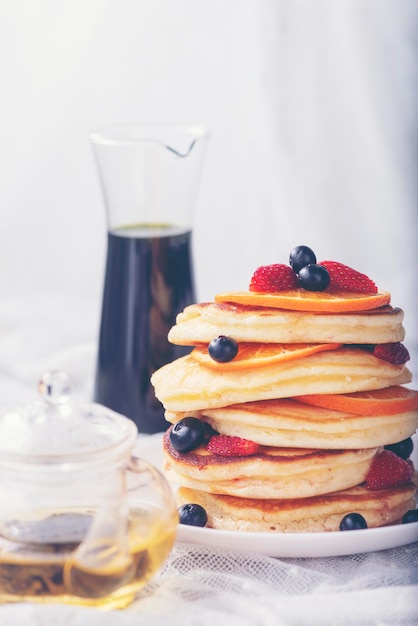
[
  {"left": 319, "top": 260, "right": 378, "bottom": 294},
  {"left": 249, "top": 264, "right": 298, "bottom": 292},
  {"left": 365, "top": 450, "right": 413, "bottom": 490},
  {"left": 207, "top": 435, "right": 259, "bottom": 457},
  {"left": 373, "top": 342, "right": 410, "bottom": 365}
]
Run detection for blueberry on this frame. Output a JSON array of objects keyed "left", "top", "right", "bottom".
[
  {"left": 385, "top": 438, "right": 413, "bottom": 460},
  {"left": 402, "top": 509, "right": 418, "bottom": 524},
  {"left": 208, "top": 336, "right": 239, "bottom": 363},
  {"left": 298, "top": 264, "right": 330, "bottom": 291},
  {"left": 169, "top": 418, "right": 205, "bottom": 453},
  {"left": 339, "top": 513, "right": 368, "bottom": 531},
  {"left": 178, "top": 503, "right": 208, "bottom": 527},
  {"left": 289, "top": 245, "right": 317, "bottom": 273}
]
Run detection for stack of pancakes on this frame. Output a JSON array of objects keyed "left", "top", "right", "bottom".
[{"left": 151, "top": 292, "right": 418, "bottom": 532}]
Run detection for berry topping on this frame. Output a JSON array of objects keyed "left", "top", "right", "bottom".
[
  {"left": 178, "top": 503, "right": 208, "bottom": 527},
  {"left": 298, "top": 264, "right": 330, "bottom": 291},
  {"left": 207, "top": 434, "right": 260, "bottom": 457},
  {"left": 365, "top": 450, "right": 413, "bottom": 490},
  {"left": 373, "top": 342, "right": 410, "bottom": 365},
  {"left": 319, "top": 260, "right": 378, "bottom": 294},
  {"left": 402, "top": 509, "right": 418, "bottom": 524},
  {"left": 249, "top": 264, "right": 298, "bottom": 292},
  {"left": 385, "top": 437, "right": 414, "bottom": 460},
  {"left": 208, "top": 335, "right": 239, "bottom": 363},
  {"left": 339, "top": 513, "right": 368, "bottom": 531},
  {"left": 169, "top": 418, "right": 205, "bottom": 453},
  {"left": 289, "top": 245, "right": 317, "bottom": 273}
]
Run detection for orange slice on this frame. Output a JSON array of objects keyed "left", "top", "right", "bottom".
[
  {"left": 215, "top": 289, "right": 391, "bottom": 313},
  {"left": 191, "top": 342, "right": 342, "bottom": 370},
  {"left": 297, "top": 386, "right": 418, "bottom": 416}
]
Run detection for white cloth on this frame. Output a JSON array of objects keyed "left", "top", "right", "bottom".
[{"left": 0, "top": 542, "right": 416, "bottom": 625}]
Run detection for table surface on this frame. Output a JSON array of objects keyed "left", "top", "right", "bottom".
[
  {"left": 0, "top": 541, "right": 416, "bottom": 625},
  {"left": 0, "top": 293, "right": 417, "bottom": 625}
]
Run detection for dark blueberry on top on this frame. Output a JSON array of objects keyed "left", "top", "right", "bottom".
[
  {"left": 169, "top": 417, "right": 205, "bottom": 453},
  {"left": 402, "top": 509, "right": 418, "bottom": 524},
  {"left": 339, "top": 513, "right": 368, "bottom": 531},
  {"left": 178, "top": 503, "right": 208, "bottom": 527},
  {"left": 298, "top": 264, "right": 330, "bottom": 291},
  {"left": 289, "top": 245, "right": 317, "bottom": 273},
  {"left": 385, "top": 438, "right": 413, "bottom": 460},
  {"left": 208, "top": 335, "right": 239, "bottom": 363}
]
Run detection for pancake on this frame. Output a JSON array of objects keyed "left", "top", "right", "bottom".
[
  {"left": 176, "top": 482, "right": 417, "bottom": 532},
  {"left": 165, "top": 398, "right": 418, "bottom": 449},
  {"left": 168, "top": 302, "right": 405, "bottom": 345},
  {"left": 151, "top": 348, "right": 412, "bottom": 412},
  {"left": 162, "top": 430, "right": 379, "bottom": 498},
  {"left": 155, "top": 261, "right": 415, "bottom": 534}
]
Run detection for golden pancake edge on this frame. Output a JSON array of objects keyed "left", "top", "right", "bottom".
[
  {"left": 168, "top": 302, "right": 405, "bottom": 345},
  {"left": 162, "top": 430, "right": 380, "bottom": 499},
  {"left": 176, "top": 482, "right": 417, "bottom": 532},
  {"left": 151, "top": 348, "right": 411, "bottom": 412},
  {"left": 165, "top": 398, "right": 418, "bottom": 450}
]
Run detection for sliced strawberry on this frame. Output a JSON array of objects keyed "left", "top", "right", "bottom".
[
  {"left": 319, "top": 260, "right": 378, "bottom": 294},
  {"left": 207, "top": 435, "right": 259, "bottom": 457},
  {"left": 249, "top": 264, "right": 298, "bottom": 292},
  {"left": 373, "top": 342, "right": 410, "bottom": 365},
  {"left": 365, "top": 450, "right": 413, "bottom": 490}
]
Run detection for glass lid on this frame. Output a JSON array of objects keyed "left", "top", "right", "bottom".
[{"left": 0, "top": 371, "right": 137, "bottom": 466}]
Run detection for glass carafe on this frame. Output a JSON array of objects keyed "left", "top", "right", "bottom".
[{"left": 90, "top": 124, "right": 209, "bottom": 433}]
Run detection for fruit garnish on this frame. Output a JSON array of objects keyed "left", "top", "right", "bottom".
[
  {"left": 207, "top": 434, "right": 259, "bottom": 457},
  {"left": 249, "top": 264, "right": 298, "bottom": 292},
  {"left": 241, "top": 247, "right": 387, "bottom": 309},
  {"left": 402, "top": 509, "right": 418, "bottom": 524},
  {"left": 319, "top": 260, "right": 378, "bottom": 294},
  {"left": 339, "top": 513, "right": 368, "bottom": 531},
  {"left": 208, "top": 335, "right": 239, "bottom": 363},
  {"left": 289, "top": 245, "right": 317, "bottom": 273},
  {"left": 373, "top": 342, "right": 410, "bottom": 365},
  {"left": 298, "top": 264, "right": 330, "bottom": 291},
  {"left": 178, "top": 503, "right": 208, "bottom": 527},
  {"left": 191, "top": 342, "right": 342, "bottom": 370},
  {"left": 289, "top": 246, "right": 332, "bottom": 292},
  {"left": 385, "top": 437, "right": 414, "bottom": 460},
  {"left": 169, "top": 418, "right": 205, "bottom": 453},
  {"left": 365, "top": 450, "right": 413, "bottom": 490},
  {"left": 297, "top": 386, "right": 418, "bottom": 416},
  {"left": 215, "top": 289, "right": 391, "bottom": 313}
]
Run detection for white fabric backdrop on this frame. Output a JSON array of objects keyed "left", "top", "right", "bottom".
[{"left": 0, "top": 0, "right": 417, "bottom": 458}]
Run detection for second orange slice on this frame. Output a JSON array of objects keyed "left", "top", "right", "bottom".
[
  {"left": 297, "top": 386, "right": 418, "bottom": 416},
  {"left": 191, "top": 342, "right": 342, "bottom": 370}
]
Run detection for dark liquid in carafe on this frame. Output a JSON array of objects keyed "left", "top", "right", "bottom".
[{"left": 94, "top": 225, "right": 195, "bottom": 433}]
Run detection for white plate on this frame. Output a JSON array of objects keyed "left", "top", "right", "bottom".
[{"left": 135, "top": 434, "right": 418, "bottom": 558}]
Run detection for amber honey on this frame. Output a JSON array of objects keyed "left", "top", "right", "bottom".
[{"left": 0, "top": 507, "right": 177, "bottom": 608}]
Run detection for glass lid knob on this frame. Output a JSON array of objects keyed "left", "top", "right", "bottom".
[{"left": 38, "top": 371, "right": 71, "bottom": 405}]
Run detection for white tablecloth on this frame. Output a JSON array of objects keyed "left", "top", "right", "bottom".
[
  {"left": 0, "top": 293, "right": 417, "bottom": 625},
  {"left": 0, "top": 541, "right": 416, "bottom": 626}
]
